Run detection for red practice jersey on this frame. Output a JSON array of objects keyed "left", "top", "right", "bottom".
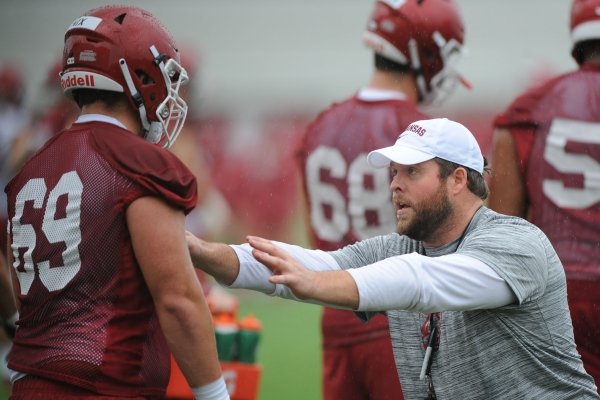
[
  {"left": 494, "top": 64, "right": 600, "bottom": 278},
  {"left": 296, "top": 91, "right": 427, "bottom": 343},
  {"left": 5, "top": 119, "right": 197, "bottom": 397}
]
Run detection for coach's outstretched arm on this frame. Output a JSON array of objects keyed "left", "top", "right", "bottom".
[
  {"left": 187, "top": 232, "right": 353, "bottom": 305},
  {"left": 247, "top": 236, "right": 360, "bottom": 308}
]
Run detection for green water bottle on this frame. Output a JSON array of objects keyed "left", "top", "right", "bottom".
[
  {"left": 214, "top": 313, "right": 239, "bottom": 362},
  {"left": 238, "top": 314, "right": 262, "bottom": 364}
]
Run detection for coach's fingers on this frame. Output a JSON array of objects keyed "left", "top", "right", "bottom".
[
  {"left": 247, "top": 236, "right": 293, "bottom": 261},
  {"left": 268, "top": 272, "right": 291, "bottom": 286},
  {"left": 247, "top": 236, "right": 275, "bottom": 252},
  {"left": 251, "top": 247, "right": 289, "bottom": 275},
  {"left": 266, "top": 263, "right": 309, "bottom": 300}
]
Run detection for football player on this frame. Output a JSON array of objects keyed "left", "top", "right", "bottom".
[
  {"left": 489, "top": 0, "right": 600, "bottom": 389},
  {"left": 4, "top": 5, "right": 229, "bottom": 399},
  {"left": 0, "top": 63, "right": 28, "bottom": 251},
  {"left": 6, "top": 58, "right": 80, "bottom": 179},
  {"left": 295, "top": 0, "right": 468, "bottom": 398}
]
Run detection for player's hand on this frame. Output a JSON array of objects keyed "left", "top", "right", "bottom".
[
  {"left": 185, "top": 231, "right": 240, "bottom": 285},
  {"left": 247, "top": 236, "right": 317, "bottom": 300}
]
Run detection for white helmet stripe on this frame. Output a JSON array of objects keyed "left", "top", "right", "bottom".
[
  {"left": 61, "top": 71, "right": 123, "bottom": 93},
  {"left": 572, "top": 20, "right": 600, "bottom": 44},
  {"left": 362, "top": 31, "right": 409, "bottom": 65}
]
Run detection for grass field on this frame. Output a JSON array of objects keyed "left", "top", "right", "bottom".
[{"left": 0, "top": 290, "right": 323, "bottom": 400}]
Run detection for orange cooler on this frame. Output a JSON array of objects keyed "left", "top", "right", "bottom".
[{"left": 166, "top": 356, "right": 261, "bottom": 400}]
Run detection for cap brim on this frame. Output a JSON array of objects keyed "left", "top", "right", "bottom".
[{"left": 367, "top": 145, "right": 436, "bottom": 168}]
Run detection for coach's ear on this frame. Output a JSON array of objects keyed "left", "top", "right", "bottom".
[{"left": 448, "top": 166, "right": 468, "bottom": 195}]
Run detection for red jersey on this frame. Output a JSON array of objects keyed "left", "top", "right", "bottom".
[
  {"left": 5, "top": 118, "right": 197, "bottom": 397},
  {"left": 296, "top": 90, "right": 427, "bottom": 343},
  {"left": 494, "top": 64, "right": 600, "bottom": 278}
]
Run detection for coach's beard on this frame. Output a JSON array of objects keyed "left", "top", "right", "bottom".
[{"left": 397, "top": 184, "right": 453, "bottom": 242}]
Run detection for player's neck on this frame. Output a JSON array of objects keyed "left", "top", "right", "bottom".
[
  {"left": 583, "top": 56, "right": 600, "bottom": 66},
  {"left": 367, "top": 70, "right": 418, "bottom": 103},
  {"left": 80, "top": 102, "right": 142, "bottom": 135}
]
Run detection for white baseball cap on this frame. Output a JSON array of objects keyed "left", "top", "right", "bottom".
[{"left": 367, "top": 118, "right": 484, "bottom": 174}]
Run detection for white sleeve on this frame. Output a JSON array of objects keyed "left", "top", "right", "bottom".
[
  {"left": 228, "top": 242, "right": 341, "bottom": 299},
  {"left": 347, "top": 252, "right": 517, "bottom": 312}
]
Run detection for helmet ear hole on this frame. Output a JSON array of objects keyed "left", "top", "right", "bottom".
[
  {"left": 114, "top": 13, "right": 127, "bottom": 25},
  {"left": 135, "top": 70, "right": 155, "bottom": 85},
  {"left": 423, "top": 48, "right": 435, "bottom": 62}
]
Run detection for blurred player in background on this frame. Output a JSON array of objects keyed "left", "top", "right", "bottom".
[
  {"left": 0, "top": 254, "right": 17, "bottom": 338},
  {"left": 3, "top": 5, "right": 228, "bottom": 399},
  {"left": 0, "top": 252, "right": 17, "bottom": 396},
  {"left": 488, "top": 0, "right": 600, "bottom": 389},
  {"left": 170, "top": 47, "right": 235, "bottom": 247},
  {"left": 7, "top": 59, "right": 79, "bottom": 176},
  {"left": 0, "top": 62, "right": 28, "bottom": 396},
  {"left": 168, "top": 45, "right": 238, "bottom": 314},
  {"left": 0, "top": 63, "right": 28, "bottom": 249},
  {"left": 295, "top": 1, "right": 469, "bottom": 398}
]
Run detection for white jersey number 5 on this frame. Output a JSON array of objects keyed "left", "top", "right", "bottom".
[
  {"left": 543, "top": 118, "right": 600, "bottom": 209},
  {"left": 11, "top": 171, "right": 83, "bottom": 294},
  {"left": 305, "top": 146, "right": 395, "bottom": 242}
]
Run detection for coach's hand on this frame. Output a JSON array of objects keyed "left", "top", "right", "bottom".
[
  {"left": 247, "top": 236, "right": 359, "bottom": 309},
  {"left": 247, "top": 236, "right": 317, "bottom": 300}
]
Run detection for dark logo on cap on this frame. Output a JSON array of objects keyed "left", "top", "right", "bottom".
[{"left": 406, "top": 124, "right": 426, "bottom": 136}]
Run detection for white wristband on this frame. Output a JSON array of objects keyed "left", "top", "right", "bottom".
[{"left": 192, "top": 376, "right": 230, "bottom": 400}]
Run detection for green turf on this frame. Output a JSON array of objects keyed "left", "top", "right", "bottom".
[{"left": 235, "top": 289, "right": 322, "bottom": 400}]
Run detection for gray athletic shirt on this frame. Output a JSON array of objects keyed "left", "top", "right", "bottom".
[{"left": 330, "top": 207, "right": 599, "bottom": 399}]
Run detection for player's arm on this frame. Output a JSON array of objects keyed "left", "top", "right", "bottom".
[
  {"left": 187, "top": 232, "right": 344, "bottom": 301},
  {"left": 488, "top": 128, "right": 528, "bottom": 218},
  {"left": 127, "top": 196, "right": 228, "bottom": 398},
  {"left": 186, "top": 232, "right": 240, "bottom": 285}
]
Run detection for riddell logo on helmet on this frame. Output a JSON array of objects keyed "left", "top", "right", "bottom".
[
  {"left": 363, "top": 35, "right": 385, "bottom": 53},
  {"left": 406, "top": 124, "right": 426, "bottom": 136},
  {"left": 60, "top": 73, "right": 96, "bottom": 90}
]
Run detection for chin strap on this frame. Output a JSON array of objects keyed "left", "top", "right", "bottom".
[
  {"left": 118, "top": 58, "right": 162, "bottom": 144},
  {"left": 408, "top": 38, "right": 427, "bottom": 103}
]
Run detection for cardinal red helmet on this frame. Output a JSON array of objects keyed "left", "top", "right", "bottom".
[
  {"left": 45, "top": 59, "right": 64, "bottom": 89},
  {"left": 61, "top": 5, "right": 188, "bottom": 148},
  {"left": 362, "top": 0, "right": 467, "bottom": 105},
  {"left": 571, "top": 0, "right": 600, "bottom": 64},
  {"left": 0, "top": 63, "right": 24, "bottom": 105}
]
